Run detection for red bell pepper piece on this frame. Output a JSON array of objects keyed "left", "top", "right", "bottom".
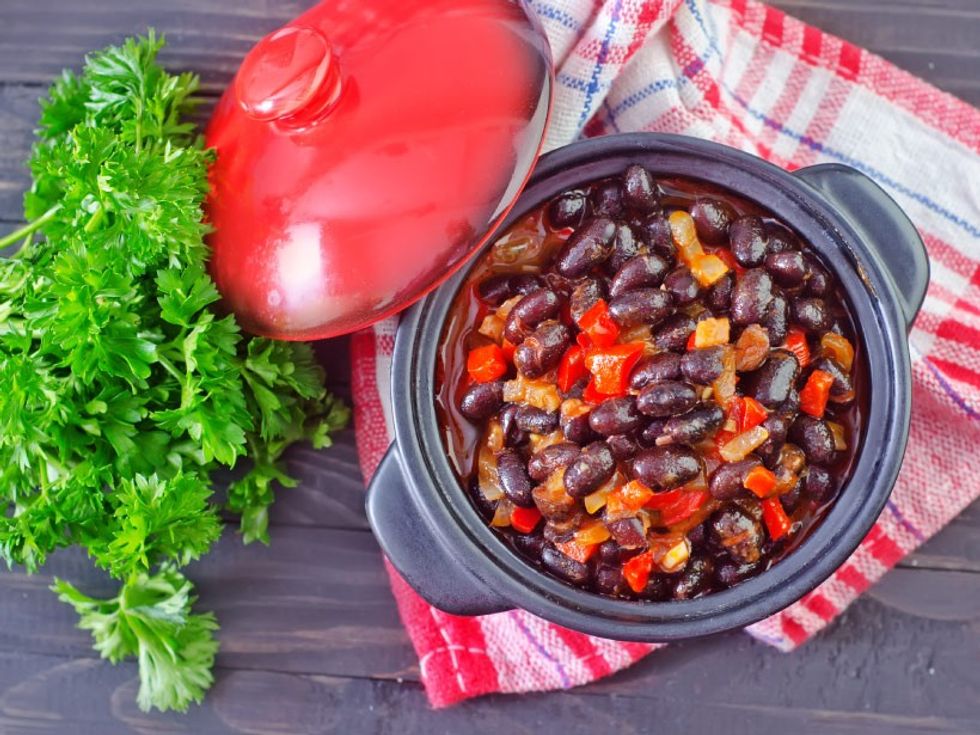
[
  {"left": 784, "top": 327, "right": 811, "bottom": 368},
  {"left": 557, "top": 345, "right": 587, "bottom": 393},
  {"left": 582, "top": 377, "right": 610, "bottom": 404},
  {"left": 467, "top": 344, "right": 508, "bottom": 383},
  {"left": 577, "top": 299, "right": 620, "bottom": 348},
  {"left": 556, "top": 539, "right": 598, "bottom": 564},
  {"left": 713, "top": 247, "right": 745, "bottom": 276},
  {"left": 660, "top": 490, "right": 709, "bottom": 526},
  {"left": 584, "top": 342, "right": 645, "bottom": 396},
  {"left": 622, "top": 550, "right": 654, "bottom": 593},
  {"left": 739, "top": 396, "right": 768, "bottom": 432},
  {"left": 501, "top": 339, "right": 516, "bottom": 363},
  {"left": 686, "top": 331, "right": 697, "bottom": 351},
  {"left": 761, "top": 497, "right": 792, "bottom": 540},
  {"left": 608, "top": 480, "right": 655, "bottom": 515},
  {"left": 743, "top": 465, "right": 777, "bottom": 498},
  {"left": 511, "top": 506, "right": 542, "bottom": 534},
  {"left": 799, "top": 369, "right": 834, "bottom": 418}
]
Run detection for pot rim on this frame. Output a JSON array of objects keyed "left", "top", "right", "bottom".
[{"left": 388, "top": 133, "right": 912, "bottom": 640}]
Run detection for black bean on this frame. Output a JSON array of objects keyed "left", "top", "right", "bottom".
[
  {"left": 542, "top": 546, "right": 590, "bottom": 585},
  {"left": 548, "top": 190, "right": 589, "bottom": 229},
  {"left": 762, "top": 291, "right": 789, "bottom": 345},
  {"left": 514, "top": 320, "right": 570, "bottom": 378},
  {"left": 665, "top": 266, "right": 701, "bottom": 305},
  {"left": 561, "top": 411, "right": 597, "bottom": 445},
  {"left": 804, "top": 465, "right": 836, "bottom": 501},
  {"left": 637, "top": 214, "right": 676, "bottom": 260},
  {"left": 748, "top": 349, "right": 800, "bottom": 408},
  {"left": 610, "top": 254, "right": 670, "bottom": 297},
  {"left": 632, "top": 446, "right": 700, "bottom": 489},
  {"left": 791, "top": 415, "right": 838, "bottom": 465},
  {"left": 691, "top": 198, "right": 736, "bottom": 243},
  {"left": 556, "top": 218, "right": 616, "bottom": 277},
  {"left": 805, "top": 256, "right": 831, "bottom": 296},
  {"left": 756, "top": 413, "right": 791, "bottom": 468},
  {"left": 688, "top": 522, "right": 708, "bottom": 549},
  {"left": 663, "top": 404, "right": 725, "bottom": 444},
  {"left": 642, "top": 574, "right": 673, "bottom": 601},
  {"left": 637, "top": 381, "right": 698, "bottom": 418},
  {"left": 460, "top": 381, "right": 504, "bottom": 420},
  {"left": 499, "top": 404, "right": 529, "bottom": 447},
  {"left": 528, "top": 442, "right": 581, "bottom": 483},
  {"left": 607, "top": 433, "right": 641, "bottom": 461},
  {"left": 810, "top": 357, "right": 854, "bottom": 400},
  {"left": 477, "top": 273, "right": 542, "bottom": 306},
  {"left": 637, "top": 419, "right": 669, "bottom": 448},
  {"left": 608, "top": 223, "right": 643, "bottom": 273},
  {"left": 673, "top": 556, "right": 714, "bottom": 599},
  {"left": 680, "top": 346, "right": 726, "bottom": 384},
  {"left": 731, "top": 268, "right": 774, "bottom": 326},
  {"left": 715, "top": 560, "right": 761, "bottom": 588},
  {"left": 780, "top": 478, "right": 804, "bottom": 514},
  {"left": 778, "top": 388, "right": 801, "bottom": 420},
  {"left": 595, "top": 564, "right": 625, "bottom": 595},
  {"left": 533, "top": 486, "right": 578, "bottom": 521},
  {"left": 514, "top": 405, "right": 559, "bottom": 434},
  {"left": 765, "top": 222, "right": 799, "bottom": 254},
  {"left": 792, "top": 297, "right": 831, "bottom": 333},
  {"left": 543, "top": 519, "right": 577, "bottom": 543},
  {"left": 765, "top": 251, "right": 808, "bottom": 287},
  {"left": 513, "top": 532, "right": 546, "bottom": 559},
  {"left": 622, "top": 164, "right": 661, "bottom": 213},
  {"left": 569, "top": 277, "right": 606, "bottom": 324},
  {"left": 708, "top": 459, "right": 760, "bottom": 500},
  {"left": 729, "top": 216, "right": 768, "bottom": 267},
  {"left": 709, "top": 506, "right": 764, "bottom": 564},
  {"left": 606, "top": 517, "right": 647, "bottom": 548},
  {"left": 504, "top": 288, "right": 562, "bottom": 342},
  {"left": 706, "top": 272, "right": 734, "bottom": 312},
  {"left": 608, "top": 288, "right": 674, "bottom": 328},
  {"left": 590, "top": 180, "right": 624, "bottom": 218},
  {"left": 497, "top": 449, "right": 534, "bottom": 507},
  {"left": 564, "top": 441, "right": 616, "bottom": 497},
  {"left": 652, "top": 314, "right": 697, "bottom": 351},
  {"left": 630, "top": 353, "right": 682, "bottom": 390},
  {"left": 588, "top": 396, "right": 645, "bottom": 436}
]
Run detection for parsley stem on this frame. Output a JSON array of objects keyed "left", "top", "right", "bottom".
[{"left": 0, "top": 205, "right": 61, "bottom": 251}]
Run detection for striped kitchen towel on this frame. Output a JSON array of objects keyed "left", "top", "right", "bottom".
[{"left": 351, "top": 0, "right": 980, "bottom": 708}]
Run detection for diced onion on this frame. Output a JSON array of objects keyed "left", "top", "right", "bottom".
[
  {"left": 668, "top": 211, "right": 704, "bottom": 265},
  {"left": 503, "top": 375, "right": 561, "bottom": 412},
  {"left": 478, "top": 314, "right": 504, "bottom": 342},
  {"left": 491, "top": 498, "right": 514, "bottom": 527},
  {"left": 719, "top": 426, "right": 770, "bottom": 462},
  {"left": 575, "top": 521, "right": 612, "bottom": 546},
  {"left": 691, "top": 253, "right": 729, "bottom": 286},
  {"left": 695, "top": 317, "right": 730, "bottom": 348},
  {"left": 659, "top": 538, "right": 691, "bottom": 573},
  {"left": 827, "top": 421, "right": 848, "bottom": 451},
  {"left": 820, "top": 333, "right": 855, "bottom": 372}
]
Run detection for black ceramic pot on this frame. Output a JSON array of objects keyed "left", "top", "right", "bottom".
[{"left": 365, "top": 133, "right": 928, "bottom": 640}]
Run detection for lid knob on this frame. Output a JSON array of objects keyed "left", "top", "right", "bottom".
[{"left": 235, "top": 26, "right": 342, "bottom": 124}]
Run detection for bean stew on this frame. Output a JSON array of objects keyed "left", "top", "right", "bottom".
[{"left": 436, "top": 166, "right": 864, "bottom": 602}]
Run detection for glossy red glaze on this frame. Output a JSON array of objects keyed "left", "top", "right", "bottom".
[{"left": 206, "top": 0, "right": 553, "bottom": 339}]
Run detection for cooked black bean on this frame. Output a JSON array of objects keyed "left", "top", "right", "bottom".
[
  {"left": 804, "top": 465, "right": 836, "bottom": 501},
  {"left": 556, "top": 218, "right": 617, "bottom": 277},
  {"left": 637, "top": 214, "right": 676, "bottom": 259},
  {"left": 504, "top": 288, "right": 562, "bottom": 342},
  {"left": 673, "top": 556, "right": 714, "bottom": 599},
  {"left": 548, "top": 190, "right": 589, "bottom": 229},
  {"left": 792, "top": 297, "right": 831, "bottom": 332},
  {"left": 497, "top": 449, "right": 534, "bottom": 507},
  {"left": 607, "top": 433, "right": 641, "bottom": 461},
  {"left": 608, "top": 223, "right": 642, "bottom": 273},
  {"left": 791, "top": 415, "right": 838, "bottom": 465},
  {"left": 749, "top": 349, "right": 800, "bottom": 408},
  {"left": 665, "top": 266, "right": 701, "bottom": 305},
  {"left": 765, "top": 251, "right": 808, "bottom": 287},
  {"left": 706, "top": 272, "right": 734, "bottom": 312},
  {"left": 643, "top": 574, "right": 673, "bottom": 601},
  {"left": 590, "top": 180, "right": 624, "bottom": 218},
  {"left": 513, "top": 532, "right": 546, "bottom": 559},
  {"left": 708, "top": 459, "right": 760, "bottom": 500},
  {"left": 460, "top": 381, "right": 504, "bottom": 420},
  {"left": 595, "top": 564, "right": 624, "bottom": 595},
  {"left": 564, "top": 441, "right": 616, "bottom": 497},
  {"left": 622, "top": 164, "right": 661, "bottom": 213},
  {"left": 514, "top": 320, "right": 570, "bottom": 378},
  {"left": 514, "top": 405, "right": 559, "bottom": 434},
  {"left": 561, "top": 410, "right": 597, "bottom": 445},
  {"left": 608, "top": 288, "right": 674, "bottom": 328},
  {"left": 499, "top": 404, "right": 529, "bottom": 447},
  {"left": 528, "top": 442, "right": 581, "bottom": 483},
  {"left": 477, "top": 273, "right": 541, "bottom": 306},
  {"left": 569, "top": 277, "right": 606, "bottom": 324},
  {"left": 691, "top": 198, "right": 735, "bottom": 243},
  {"left": 709, "top": 506, "right": 764, "bottom": 564},
  {"left": 756, "top": 413, "right": 791, "bottom": 468},
  {"left": 765, "top": 222, "right": 799, "bottom": 254},
  {"left": 662, "top": 404, "right": 725, "bottom": 444},
  {"left": 610, "top": 254, "right": 670, "bottom": 297},
  {"left": 630, "top": 352, "right": 683, "bottom": 389},
  {"left": 805, "top": 256, "right": 831, "bottom": 296},
  {"left": 542, "top": 546, "right": 590, "bottom": 585},
  {"left": 543, "top": 519, "right": 577, "bottom": 543},
  {"left": 607, "top": 517, "right": 647, "bottom": 548},
  {"left": 632, "top": 446, "right": 700, "bottom": 489},
  {"left": 653, "top": 314, "right": 697, "bottom": 351},
  {"left": 731, "top": 268, "right": 774, "bottom": 326},
  {"left": 729, "top": 216, "right": 768, "bottom": 267},
  {"left": 533, "top": 485, "right": 578, "bottom": 521},
  {"left": 589, "top": 396, "right": 645, "bottom": 436},
  {"left": 688, "top": 522, "right": 707, "bottom": 549},
  {"left": 810, "top": 357, "right": 854, "bottom": 400},
  {"left": 715, "top": 560, "right": 761, "bottom": 587},
  {"left": 637, "top": 381, "right": 698, "bottom": 418},
  {"left": 637, "top": 418, "right": 668, "bottom": 448},
  {"left": 680, "top": 346, "right": 726, "bottom": 384},
  {"left": 762, "top": 291, "right": 789, "bottom": 345},
  {"left": 780, "top": 480, "right": 804, "bottom": 514}
]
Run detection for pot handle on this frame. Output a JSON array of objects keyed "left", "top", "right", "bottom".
[
  {"left": 365, "top": 444, "right": 513, "bottom": 616},
  {"left": 793, "top": 163, "right": 929, "bottom": 331}
]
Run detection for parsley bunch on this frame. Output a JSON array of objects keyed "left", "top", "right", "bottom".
[{"left": 0, "top": 32, "right": 348, "bottom": 711}]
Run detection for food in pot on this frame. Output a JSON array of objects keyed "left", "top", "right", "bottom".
[{"left": 438, "top": 167, "right": 863, "bottom": 601}]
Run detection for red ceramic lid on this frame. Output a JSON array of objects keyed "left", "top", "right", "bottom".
[{"left": 206, "top": 0, "right": 553, "bottom": 340}]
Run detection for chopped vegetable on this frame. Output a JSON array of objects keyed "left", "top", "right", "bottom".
[
  {"left": 574, "top": 520, "right": 612, "bottom": 547},
  {"left": 784, "top": 327, "right": 811, "bottom": 367},
  {"left": 668, "top": 210, "right": 704, "bottom": 265},
  {"left": 732, "top": 396, "right": 768, "bottom": 432},
  {"left": 577, "top": 299, "right": 620, "bottom": 348},
  {"left": 557, "top": 345, "right": 587, "bottom": 393},
  {"left": 713, "top": 247, "right": 744, "bottom": 275},
  {"left": 761, "top": 497, "right": 793, "bottom": 540},
  {"left": 584, "top": 342, "right": 645, "bottom": 396},
  {"left": 660, "top": 490, "right": 709, "bottom": 526},
  {"left": 478, "top": 313, "right": 505, "bottom": 342},
  {"left": 691, "top": 253, "right": 730, "bottom": 286},
  {"left": 800, "top": 369, "right": 834, "bottom": 417},
  {"left": 467, "top": 344, "right": 508, "bottom": 383},
  {"left": 719, "top": 426, "right": 771, "bottom": 462},
  {"left": 712, "top": 346, "right": 738, "bottom": 408},
  {"left": 607, "top": 480, "right": 655, "bottom": 515},
  {"left": 511, "top": 506, "right": 542, "bottom": 534},
  {"left": 734, "top": 324, "right": 770, "bottom": 372},
  {"left": 491, "top": 498, "right": 515, "bottom": 527},
  {"left": 744, "top": 465, "right": 778, "bottom": 497},
  {"left": 657, "top": 537, "right": 692, "bottom": 573},
  {"left": 694, "top": 317, "right": 731, "bottom": 348},
  {"left": 556, "top": 539, "right": 599, "bottom": 564},
  {"left": 827, "top": 420, "right": 848, "bottom": 451},
  {"left": 622, "top": 550, "right": 655, "bottom": 593},
  {"left": 504, "top": 375, "right": 562, "bottom": 412},
  {"left": 821, "top": 333, "right": 855, "bottom": 372}
]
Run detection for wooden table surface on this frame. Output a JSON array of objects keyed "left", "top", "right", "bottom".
[{"left": 1, "top": 2, "right": 978, "bottom": 733}]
